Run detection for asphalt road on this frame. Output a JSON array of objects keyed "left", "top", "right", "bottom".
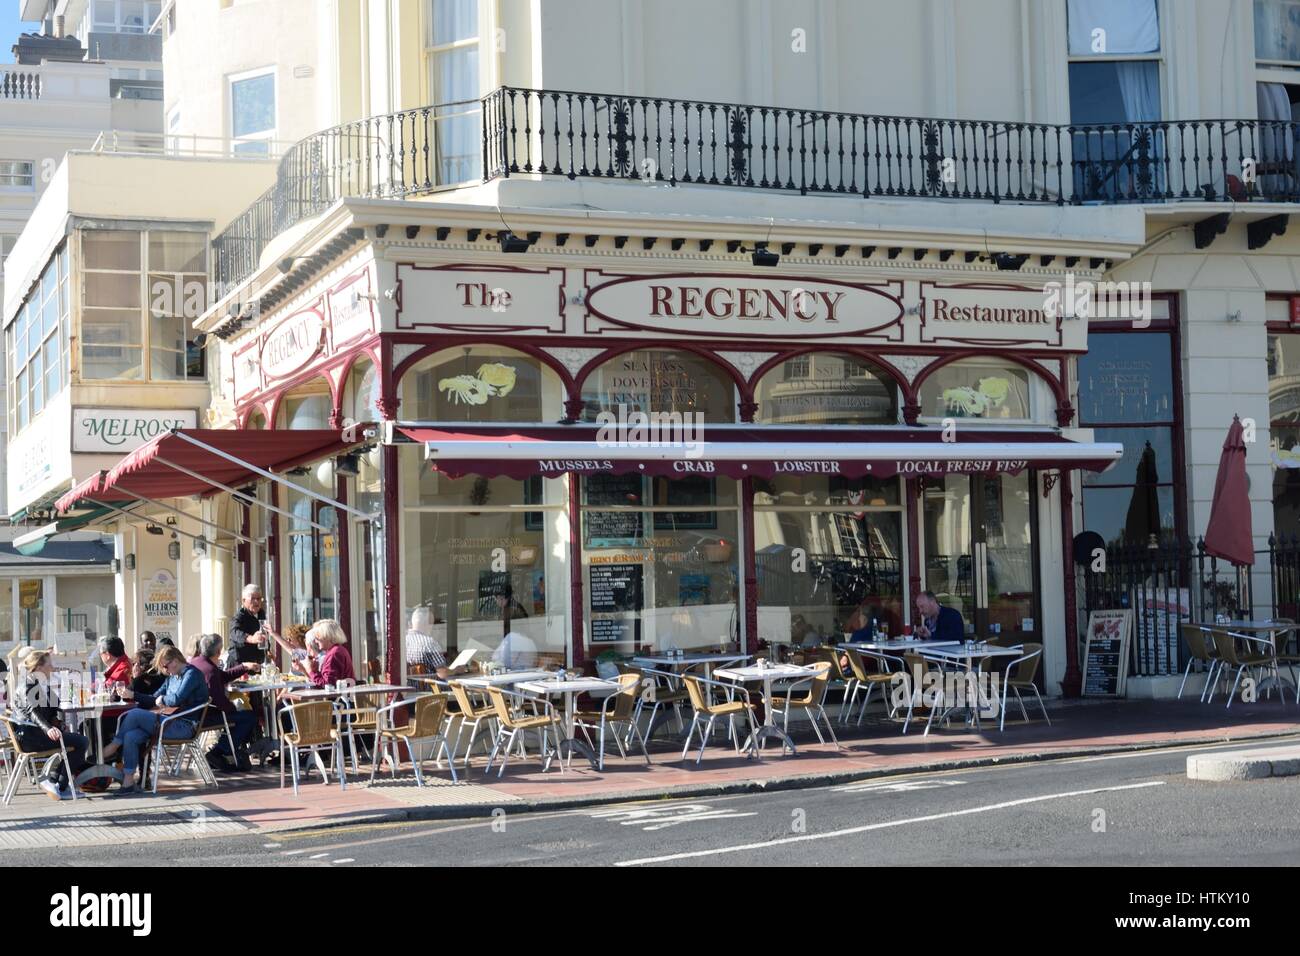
[{"left": 7, "top": 737, "right": 1300, "bottom": 867}]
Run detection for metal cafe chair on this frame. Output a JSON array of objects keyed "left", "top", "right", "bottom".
[
  {"left": 369, "top": 692, "right": 458, "bottom": 786},
  {"left": 147, "top": 702, "right": 219, "bottom": 793},
  {"left": 680, "top": 674, "right": 759, "bottom": 765},
  {"left": 448, "top": 680, "right": 500, "bottom": 768},
  {"left": 841, "top": 647, "right": 901, "bottom": 725},
  {"left": 1177, "top": 624, "right": 1220, "bottom": 702},
  {"left": 279, "top": 700, "right": 347, "bottom": 796},
  {"left": 573, "top": 672, "right": 652, "bottom": 770},
  {"left": 0, "top": 711, "right": 78, "bottom": 804},
  {"left": 1208, "top": 629, "right": 1278, "bottom": 708},
  {"left": 768, "top": 661, "right": 840, "bottom": 748},
  {"left": 482, "top": 686, "right": 565, "bottom": 778},
  {"left": 997, "top": 643, "right": 1049, "bottom": 731}
]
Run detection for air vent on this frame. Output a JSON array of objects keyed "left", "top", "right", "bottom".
[{"left": 293, "top": 65, "right": 313, "bottom": 79}]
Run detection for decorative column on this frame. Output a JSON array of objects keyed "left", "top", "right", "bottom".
[
  {"left": 906, "top": 477, "right": 923, "bottom": 609},
  {"left": 1060, "top": 473, "right": 1082, "bottom": 698},
  {"left": 742, "top": 477, "right": 757, "bottom": 652},
  {"left": 335, "top": 474, "right": 351, "bottom": 640},
  {"left": 380, "top": 442, "right": 401, "bottom": 684},
  {"left": 569, "top": 475, "right": 585, "bottom": 669}
]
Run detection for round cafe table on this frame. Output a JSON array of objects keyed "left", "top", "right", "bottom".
[{"left": 60, "top": 699, "right": 133, "bottom": 786}]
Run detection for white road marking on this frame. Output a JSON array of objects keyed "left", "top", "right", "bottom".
[
  {"left": 262, "top": 843, "right": 282, "bottom": 848},
  {"left": 833, "top": 778, "right": 968, "bottom": 794},
  {"left": 614, "top": 780, "right": 1166, "bottom": 866},
  {"left": 308, "top": 852, "right": 330, "bottom": 859},
  {"left": 332, "top": 858, "right": 354, "bottom": 864},
  {"left": 589, "top": 803, "right": 758, "bottom": 831}
]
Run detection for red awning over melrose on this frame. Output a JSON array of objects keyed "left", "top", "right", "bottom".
[
  {"left": 55, "top": 429, "right": 360, "bottom": 513},
  {"left": 398, "top": 424, "right": 1124, "bottom": 481}
]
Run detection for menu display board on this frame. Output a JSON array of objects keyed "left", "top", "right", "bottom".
[
  {"left": 585, "top": 510, "right": 644, "bottom": 546},
  {"left": 1081, "top": 609, "right": 1133, "bottom": 697},
  {"left": 591, "top": 617, "right": 638, "bottom": 644},
  {"left": 589, "top": 562, "right": 644, "bottom": 613},
  {"left": 1134, "top": 588, "right": 1189, "bottom": 676}
]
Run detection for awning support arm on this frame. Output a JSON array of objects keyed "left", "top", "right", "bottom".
[
  {"left": 112, "top": 483, "right": 257, "bottom": 546},
  {"left": 84, "top": 497, "right": 237, "bottom": 555},
  {"left": 151, "top": 454, "right": 331, "bottom": 533},
  {"left": 169, "top": 429, "right": 374, "bottom": 522}
]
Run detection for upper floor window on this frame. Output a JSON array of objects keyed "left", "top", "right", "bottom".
[
  {"left": 92, "top": 0, "right": 163, "bottom": 34},
  {"left": 427, "top": 0, "right": 480, "bottom": 183},
  {"left": 229, "top": 69, "right": 276, "bottom": 155},
  {"left": 1067, "top": 0, "right": 1162, "bottom": 201},
  {"left": 6, "top": 245, "right": 69, "bottom": 434},
  {"left": 80, "top": 228, "right": 207, "bottom": 383},
  {"left": 1257, "top": 0, "right": 1300, "bottom": 63},
  {"left": 0, "top": 234, "right": 16, "bottom": 267},
  {"left": 0, "top": 160, "right": 34, "bottom": 190}
]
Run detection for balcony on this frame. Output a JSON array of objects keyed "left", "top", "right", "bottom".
[
  {"left": 211, "top": 85, "right": 1300, "bottom": 289},
  {"left": 0, "top": 68, "right": 41, "bottom": 100}
]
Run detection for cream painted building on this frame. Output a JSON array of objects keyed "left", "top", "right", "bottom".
[{"left": 15, "top": 0, "right": 1300, "bottom": 700}]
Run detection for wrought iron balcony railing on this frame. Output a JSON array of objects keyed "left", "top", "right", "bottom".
[{"left": 211, "top": 85, "right": 1300, "bottom": 289}]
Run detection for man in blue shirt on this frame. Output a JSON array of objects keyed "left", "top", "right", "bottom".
[{"left": 914, "top": 590, "right": 965, "bottom": 642}]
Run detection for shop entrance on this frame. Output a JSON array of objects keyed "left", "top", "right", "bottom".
[{"left": 921, "top": 473, "right": 1041, "bottom": 645}]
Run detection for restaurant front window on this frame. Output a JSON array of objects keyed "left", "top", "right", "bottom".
[
  {"left": 1078, "top": 330, "right": 1180, "bottom": 546},
  {"left": 581, "top": 473, "right": 740, "bottom": 660},
  {"left": 580, "top": 349, "right": 738, "bottom": 422},
  {"left": 402, "top": 345, "right": 559, "bottom": 422},
  {"left": 917, "top": 357, "right": 1041, "bottom": 422},
  {"left": 754, "top": 475, "right": 905, "bottom": 651},
  {"left": 1269, "top": 333, "right": 1300, "bottom": 535},
  {"left": 279, "top": 393, "right": 339, "bottom": 627},
  {"left": 752, "top": 352, "right": 899, "bottom": 424},
  {"left": 401, "top": 465, "right": 567, "bottom": 679}
]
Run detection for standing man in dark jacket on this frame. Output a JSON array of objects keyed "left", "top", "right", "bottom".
[
  {"left": 225, "top": 583, "right": 268, "bottom": 668},
  {"left": 190, "top": 633, "right": 260, "bottom": 772}
]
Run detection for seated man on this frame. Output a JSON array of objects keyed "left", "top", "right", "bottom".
[
  {"left": 189, "top": 633, "right": 260, "bottom": 772},
  {"left": 98, "top": 636, "right": 132, "bottom": 688},
  {"left": 914, "top": 591, "right": 965, "bottom": 642},
  {"left": 491, "top": 631, "right": 537, "bottom": 670}
]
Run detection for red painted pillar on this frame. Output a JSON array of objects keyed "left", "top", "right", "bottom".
[
  {"left": 906, "top": 477, "right": 922, "bottom": 622},
  {"left": 268, "top": 484, "right": 281, "bottom": 636},
  {"left": 335, "top": 475, "right": 352, "bottom": 641},
  {"left": 742, "top": 477, "right": 757, "bottom": 653},
  {"left": 569, "top": 475, "right": 585, "bottom": 670},
  {"left": 1060, "top": 474, "right": 1082, "bottom": 698},
  {"left": 381, "top": 442, "right": 401, "bottom": 684}
]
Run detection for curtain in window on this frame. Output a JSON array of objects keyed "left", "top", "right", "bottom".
[
  {"left": 1114, "top": 61, "right": 1161, "bottom": 123},
  {"left": 1257, "top": 82, "right": 1297, "bottom": 196},
  {"left": 1067, "top": 0, "right": 1159, "bottom": 55},
  {"left": 1256, "top": 0, "right": 1300, "bottom": 61}
]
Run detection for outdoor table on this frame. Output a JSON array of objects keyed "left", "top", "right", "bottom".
[
  {"left": 61, "top": 699, "right": 132, "bottom": 786},
  {"left": 515, "top": 677, "right": 619, "bottom": 769},
  {"left": 452, "top": 670, "right": 555, "bottom": 689},
  {"left": 282, "top": 683, "right": 412, "bottom": 700},
  {"left": 837, "top": 639, "right": 961, "bottom": 653},
  {"left": 230, "top": 678, "right": 311, "bottom": 762},
  {"left": 916, "top": 642, "right": 1023, "bottom": 733},
  {"left": 633, "top": 654, "right": 750, "bottom": 738},
  {"left": 714, "top": 662, "right": 819, "bottom": 756}
]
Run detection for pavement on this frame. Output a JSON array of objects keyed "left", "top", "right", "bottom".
[{"left": 1, "top": 696, "right": 1297, "bottom": 850}]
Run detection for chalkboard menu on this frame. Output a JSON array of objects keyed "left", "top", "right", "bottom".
[
  {"left": 585, "top": 510, "right": 644, "bottom": 545},
  {"left": 591, "top": 617, "right": 638, "bottom": 644},
  {"left": 586, "top": 473, "right": 644, "bottom": 506},
  {"left": 589, "top": 562, "right": 644, "bottom": 613},
  {"left": 1081, "top": 609, "right": 1133, "bottom": 697}
]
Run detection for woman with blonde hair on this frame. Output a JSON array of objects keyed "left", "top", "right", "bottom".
[
  {"left": 102, "top": 644, "right": 209, "bottom": 794},
  {"left": 11, "top": 649, "right": 89, "bottom": 800},
  {"left": 301, "top": 619, "right": 355, "bottom": 688}
]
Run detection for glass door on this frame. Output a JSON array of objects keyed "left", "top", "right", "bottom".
[{"left": 922, "top": 473, "right": 1040, "bottom": 645}]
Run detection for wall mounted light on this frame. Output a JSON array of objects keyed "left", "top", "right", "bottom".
[
  {"left": 167, "top": 539, "right": 181, "bottom": 561},
  {"left": 125, "top": 554, "right": 136, "bottom": 571},
  {"left": 110, "top": 558, "right": 121, "bottom": 573}
]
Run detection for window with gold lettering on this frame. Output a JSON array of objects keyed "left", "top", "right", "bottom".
[
  {"left": 579, "top": 349, "right": 737, "bottom": 423},
  {"left": 753, "top": 352, "right": 898, "bottom": 425}
]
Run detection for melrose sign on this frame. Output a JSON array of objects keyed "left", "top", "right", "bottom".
[{"left": 72, "top": 408, "right": 199, "bottom": 454}]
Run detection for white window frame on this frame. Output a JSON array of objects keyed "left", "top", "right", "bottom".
[
  {"left": 424, "top": 1, "right": 482, "bottom": 184},
  {"left": 227, "top": 66, "right": 277, "bottom": 155},
  {"left": 0, "top": 160, "right": 35, "bottom": 191},
  {"left": 1064, "top": 0, "right": 1166, "bottom": 123}
]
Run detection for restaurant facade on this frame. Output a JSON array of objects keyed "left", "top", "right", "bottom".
[{"left": 59, "top": 187, "right": 1137, "bottom": 699}]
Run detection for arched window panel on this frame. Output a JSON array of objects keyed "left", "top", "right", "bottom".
[
  {"left": 917, "top": 357, "right": 1054, "bottom": 424},
  {"left": 753, "top": 352, "right": 899, "bottom": 425},
  {"left": 401, "top": 345, "right": 562, "bottom": 422},
  {"left": 346, "top": 358, "right": 383, "bottom": 424},
  {"left": 579, "top": 349, "right": 737, "bottom": 423},
  {"left": 276, "top": 383, "right": 332, "bottom": 430}
]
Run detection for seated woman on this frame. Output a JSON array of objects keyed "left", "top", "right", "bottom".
[
  {"left": 300, "top": 619, "right": 355, "bottom": 688},
  {"left": 11, "top": 650, "right": 90, "bottom": 800},
  {"left": 101, "top": 645, "right": 209, "bottom": 794}
]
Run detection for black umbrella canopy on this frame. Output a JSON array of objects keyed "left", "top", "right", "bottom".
[{"left": 1124, "top": 441, "right": 1161, "bottom": 546}]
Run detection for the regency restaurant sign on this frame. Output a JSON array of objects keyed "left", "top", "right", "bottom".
[
  {"left": 72, "top": 408, "right": 199, "bottom": 454},
  {"left": 583, "top": 273, "right": 904, "bottom": 339}
]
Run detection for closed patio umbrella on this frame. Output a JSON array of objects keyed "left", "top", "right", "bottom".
[
  {"left": 1203, "top": 415, "right": 1254, "bottom": 567},
  {"left": 1123, "top": 440, "right": 1161, "bottom": 546}
]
